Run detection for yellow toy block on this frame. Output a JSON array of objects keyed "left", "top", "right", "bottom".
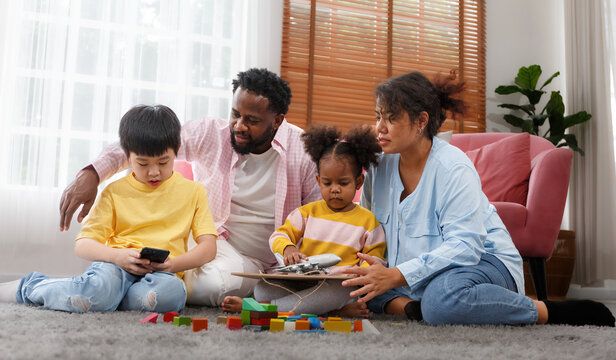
[
  {"left": 327, "top": 317, "right": 342, "bottom": 321},
  {"left": 269, "top": 318, "right": 285, "bottom": 332},
  {"left": 323, "top": 320, "right": 352, "bottom": 333}
]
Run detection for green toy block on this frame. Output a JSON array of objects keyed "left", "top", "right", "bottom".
[
  {"left": 173, "top": 316, "right": 191, "bottom": 326},
  {"left": 300, "top": 314, "right": 317, "bottom": 318},
  {"left": 242, "top": 297, "right": 266, "bottom": 311},
  {"left": 241, "top": 310, "right": 251, "bottom": 325},
  {"left": 260, "top": 303, "right": 278, "bottom": 312}
]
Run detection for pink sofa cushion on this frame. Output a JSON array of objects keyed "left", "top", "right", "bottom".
[{"left": 464, "top": 132, "right": 531, "bottom": 205}]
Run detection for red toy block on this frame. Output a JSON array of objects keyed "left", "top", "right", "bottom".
[
  {"left": 250, "top": 317, "right": 271, "bottom": 326},
  {"left": 226, "top": 316, "right": 243, "bottom": 330},
  {"left": 163, "top": 311, "right": 179, "bottom": 323},
  {"left": 140, "top": 313, "right": 158, "bottom": 324},
  {"left": 353, "top": 320, "right": 363, "bottom": 332},
  {"left": 192, "top": 318, "right": 208, "bottom": 332}
]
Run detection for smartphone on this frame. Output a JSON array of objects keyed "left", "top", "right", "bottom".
[{"left": 140, "top": 247, "right": 170, "bottom": 263}]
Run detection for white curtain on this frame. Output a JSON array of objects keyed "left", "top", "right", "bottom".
[
  {"left": 565, "top": 0, "right": 616, "bottom": 285},
  {"left": 0, "top": 0, "right": 283, "bottom": 278}
]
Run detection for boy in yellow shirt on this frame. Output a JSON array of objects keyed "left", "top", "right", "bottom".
[{"left": 0, "top": 105, "right": 218, "bottom": 313}]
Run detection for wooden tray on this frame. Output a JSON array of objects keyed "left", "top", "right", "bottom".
[{"left": 231, "top": 272, "right": 354, "bottom": 281}]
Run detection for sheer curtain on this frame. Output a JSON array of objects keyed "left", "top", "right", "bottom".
[
  {"left": 565, "top": 0, "right": 616, "bottom": 285},
  {"left": 0, "top": 0, "right": 282, "bottom": 278}
]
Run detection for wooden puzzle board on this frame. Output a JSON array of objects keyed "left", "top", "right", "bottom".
[{"left": 231, "top": 272, "right": 354, "bottom": 281}]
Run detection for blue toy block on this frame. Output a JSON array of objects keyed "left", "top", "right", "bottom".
[{"left": 308, "top": 317, "right": 322, "bottom": 329}]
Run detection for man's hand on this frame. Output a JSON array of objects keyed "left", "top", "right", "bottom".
[
  {"left": 59, "top": 166, "right": 100, "bottom": 231},
  {"left": 283, "top": 245, "right": 308, "bottom": 265},
  {"left": 341, "top": 253, "right": 407, "bottom": 303},
  {"left": 113, "top": 248, "right": 154, "bottom": 276}
]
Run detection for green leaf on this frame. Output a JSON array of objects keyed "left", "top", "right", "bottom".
[
  {"left": 564, "top": 111, "right": 592, "bottom": 129},
  {"left": 515, "top": 65, "right": 542, "bottom": 89},
  {"left": 546, "top": 91, "right": 565, "bottom": 136},
  {"left": 531, "top": 114, "right": 548, "bottom": 127},
  {"left": 504, "top": 114, "right": 525, "bottom": 127},
  {"left": 519, "top": 88, "right": 544, "bottom": 105},
  {"left": 495, "top": 85, "right": 522, "bottom": 95},
  {"left": 539, "top": 71, "right": 560, "bottom": 90},
  {"left": 497, "top": 103, "right": 535, "bottom": 116},
  {"left": 546, "top": 134, "right": 565, "bottom": 146},
  {"left": 563, "top": 134, "right": 585, "bottom": 155}
]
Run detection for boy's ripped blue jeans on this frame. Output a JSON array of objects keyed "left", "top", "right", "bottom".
[{"left": 16, "top": 262, "right": 186, "bottom": 313}]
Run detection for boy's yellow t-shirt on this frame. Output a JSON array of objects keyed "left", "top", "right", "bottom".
[{"left": 76, "top": 171, "right": 218, "bottom": 277}]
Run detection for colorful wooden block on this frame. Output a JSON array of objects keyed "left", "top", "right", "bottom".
[
  {"left": 244, "top": 325, "right": 268, "bottom": 332},
  {"left": 269, "top": 318, "right": 285, "bottom": 332},
  {"left": 173, "top": 316, "right": 191, "bottom": 327},
  {"left": 277, "top": 312, "right": 294, "bottom": 317},
  {"left": 192, "top": 318, "right": 208, "bottom": 332},
  {"left": 241, "top": 310, "right": 251, "bottom": 325},
  {"left": 226, "top": 316, "right": 243, "bottom": 330},
  {"left": 308, "top": 317, "right": 322, "bottom": 330},
  {"left": 250, "top": 317, "right": 271, "bottom": 326},
  {"left": 250, "top": 311, "right": 278, "bottom": 319},
  {"left": 295, "top": 319, "right": 310, "bottom": 331},
  {"left": 260, "top": 303, "right": 278, "bottom": 312},
  {"left": 287, "top": 315, "right": 303, "bottom": 321},
  {"left": 242, "top": 297, "right": 265, "bottom": 312},
  {"left": 140, "top": 313, "right": 158, "bottom": 324},
  {"left": 361, "top": 319, "right": 380, "bottom": 335},
  {"left": 283, "top": 321, "right": 295, "bottom": 332},
  {"left": 353, "top": 320, "right": 363, "bottom": 332},
  {"left": 327, "top": 317, "right": 342, "bottom": 321},
  {"left": 300, "top": 314, "right": 317, "bottom": 318},
  {"left": 163, "top": 311, "right": 179, "bottom": 323},
  {"left": 216, "top": 315, "right": 228, "bottom": 325},
  {"left": 323, "top": 320, "right": 352, "bottom": 333}
]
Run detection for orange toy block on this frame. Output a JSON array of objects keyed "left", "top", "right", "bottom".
[
  {"left": 163, "top": 311, "right": 179, "bottom": 323},
  {"left": 192, "top": 318, "right": 208, "bottom": 332},
  {"left": 353, "top": 320, "right": 363, "bottom": 332},
  {"left": 140, "top": 313, "right": 158, "bottom": 324},
  {"left": 277, "top": 312, "right": 295, "bottom": 317},
  {"left": 226, "top": 316, "right": 243, "bottom": 330},
  {"left": 323, "top": 320, "right": 352, "bottom": 333},
  {"left": 327, "top": 317, "right": 342, "bottom": 321},
  {"left": 294, "top": 320, "right": 310, "bottom": 331}
]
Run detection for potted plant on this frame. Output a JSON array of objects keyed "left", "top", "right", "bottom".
[{"left": 495, "top": 64, "right": 591, "bottom": 155}]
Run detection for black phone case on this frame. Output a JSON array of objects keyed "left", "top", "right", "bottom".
[{"left": 140, "top": 247, "right": 170, "bottom": 263}]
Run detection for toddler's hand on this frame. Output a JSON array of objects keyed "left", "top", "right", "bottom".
[
  {"left": 283, "top": 246, "right": 308, "bottom": 265},
  {"left": 150, "top": 257, "right": 174, "bottom": 273},
  {"left": 113, "top": 248, "right": 153, "bottom": 276}
]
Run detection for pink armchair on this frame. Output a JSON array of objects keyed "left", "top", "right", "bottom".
[{"left": 450, "top": 133, "right": 573, "bottom": 300}]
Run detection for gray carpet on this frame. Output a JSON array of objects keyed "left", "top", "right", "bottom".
[{"left": 0, "top": 303, "right": 615, "bottom": 360}]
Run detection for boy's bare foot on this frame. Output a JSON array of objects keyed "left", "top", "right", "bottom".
[
  {"left": 329, "top": 301, "right": 370, "bottom": 318},
  {"left": 221, "top": 296, "right": 243, "bottom": 313}
]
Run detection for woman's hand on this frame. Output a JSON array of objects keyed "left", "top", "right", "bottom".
[
  {"left": 341, "top": 253, "right": 407, "bottom": 303},
  {"left": 283, "top": 245, "right": 308, "bottom": 265},
  {"left": 112, "top": 248, "right": 154, "bottom": 276}
]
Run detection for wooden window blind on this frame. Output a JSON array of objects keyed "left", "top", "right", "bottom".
[{"left": 281, "top": 0, "right": 486, "bottom": 133}]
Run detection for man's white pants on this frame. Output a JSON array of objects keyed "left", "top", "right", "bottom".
[{"left": 184, "top": 239, "right": 262, "bottom": 306}]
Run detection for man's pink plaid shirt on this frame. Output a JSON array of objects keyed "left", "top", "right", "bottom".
[{"left": 91, "top": 117, "right": 321, "bottom": 240}]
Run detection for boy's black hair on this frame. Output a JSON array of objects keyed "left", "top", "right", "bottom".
[
  {"left": 232, "top": 68, "right": 292, "bottom": 115},
  {"left": 301, "top": 125, "right": 381, "bottom": 178},
  {"left": 119, "top": 105, "right": 181, "bottom": 157}
]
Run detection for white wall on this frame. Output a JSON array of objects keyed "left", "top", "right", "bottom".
[{"left": 485, "top": 0, "right": 567, "bottom": 133}]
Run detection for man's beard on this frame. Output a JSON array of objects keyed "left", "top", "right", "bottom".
[{"left": 230, "top": 124, "right": 275, "bottom": 155}]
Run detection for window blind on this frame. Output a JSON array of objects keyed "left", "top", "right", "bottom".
[{"left": 281, "top": 0, "right": 486, "bottom": 133}]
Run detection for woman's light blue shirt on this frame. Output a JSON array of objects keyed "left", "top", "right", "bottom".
[{"left": 361, "top": 137, "right": 525, "bottom": 299}]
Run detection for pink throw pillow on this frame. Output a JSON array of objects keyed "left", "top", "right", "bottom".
[{"left": 464, "top": 133, "right": 531, "bottom": 205}]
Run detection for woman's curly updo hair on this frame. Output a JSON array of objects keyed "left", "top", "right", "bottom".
[
  {"left": 301, "top": 125, "right": 381, "bottom": 178},
  {"left": 374, "top": 71, "right": 465, "bottom": 138}
]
